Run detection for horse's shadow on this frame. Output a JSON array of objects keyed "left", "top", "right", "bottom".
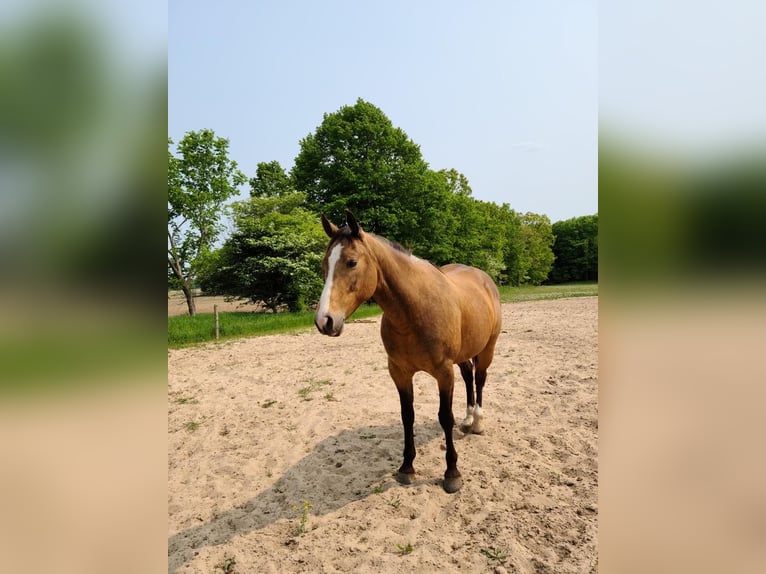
[{"left": 168, "top": 421, "right": 443, "bottom": 572}]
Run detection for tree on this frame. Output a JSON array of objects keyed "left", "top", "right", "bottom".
[
  {"left": 549, "top": 214, "right": 598, "bottom": 283},
  {"left": 168, "top": 130, "right": 246, "bottom": 315},
  {"left": 438, "top": 168, "right": 473, "bottom": 197},
  {"left": 515, "top": 212, "right": 555, "bottom": 285},
  {"left": 249, "top": 160, "right": 293, "bottom": 197},
  {"left": 425, "top": 178, "right": 516, "bottom": 284},
  {"left": 199, "top": 193, "right": 326, "bottom": 312},
  {"left": 291, "top": 98, "right": 445, "bottom": 252}
]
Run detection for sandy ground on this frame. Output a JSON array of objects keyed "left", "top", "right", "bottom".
[{"left": 168, "top": 297, "right": 598, "bottom": 574}]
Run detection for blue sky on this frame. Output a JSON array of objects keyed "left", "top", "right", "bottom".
[
  {"left": 169, "top": 1, "right": 597, "bottom": 223},
  {"left": 600, "top": 0, "right": 766, "bottom": 154}
]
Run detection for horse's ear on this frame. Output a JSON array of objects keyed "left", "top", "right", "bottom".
[
  {"left": 344, "top": 209, "right": 362, "bottom": 237},
  {"left": 320, "top": 213, "right": 338, "bottom": 238}
]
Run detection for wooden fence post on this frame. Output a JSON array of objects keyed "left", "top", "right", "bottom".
[{"left": 214, "top": 304, "right": 219, "bottom": 340}]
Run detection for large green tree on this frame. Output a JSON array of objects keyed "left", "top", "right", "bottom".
[
  {"left": 168, "top": 130, "right": 246, "bottom": 315},
  {"left": 426, "top": 171, "right": 520, "bottom": 284},
  {"left": 199, "top": 193, "right": 326, "bottom": 312},
  {"left": 249, "top": 160, "right": 293, "bottom": 197},
  {"left": 291, "top": 98, "right": 446, "bottom": 252},
  {"left": 549, "top": 214, "right": 598, "bottom": 283},
  {"left": 515, "top": 212, "right": 555, "bottom": 285}
]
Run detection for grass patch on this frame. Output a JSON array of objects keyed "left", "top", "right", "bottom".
[
  {"left": 184, "top": 420, "right": 200, "bottom": 433},
  {"left": 498, "top": 282, "right": 597, "bottom": 303},
  {"left": 168, "top": 303, "right": 381, "bottom": 349},
  {"left": 173, "top": 396, "right": 198, "bottom": 404},
  {"left": 396, "top": 543, "right": 414, "bottom": 556},
  {"left": 298, "top": 379, "right": 332, "bottom": 401},
  {"left": 292, "top": 499, "right": 313, "bottom": 536},
  {"left": 214, "top": 556, "right": 236, "bottom": 573},
  {"left": 481, "top": 545, "right": 509, "bottom": 564}
]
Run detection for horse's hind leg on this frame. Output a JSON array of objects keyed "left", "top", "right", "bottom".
[
  {"left": 471, "top": 366, "right": 487, "bottom": 434},
  {"left": 458, "top": 360, "right": 475, "bottom": 432},
  {"left": 471, "top": 336, "right": 499, "bottom": 435}
]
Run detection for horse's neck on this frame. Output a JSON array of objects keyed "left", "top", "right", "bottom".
[{"left": 368, "top": 235, "right": 437, "bottom": 324}]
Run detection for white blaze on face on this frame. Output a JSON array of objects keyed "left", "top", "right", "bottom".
[{"left": 317, "top": 243, "right": 343, "bottom": 318}]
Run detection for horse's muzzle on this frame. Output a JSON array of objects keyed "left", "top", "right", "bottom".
[{"left": 314, "top": 313, "right": 344, "bottom": 337}]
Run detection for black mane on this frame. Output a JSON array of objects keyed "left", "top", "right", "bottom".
[
  {"left": 370, "top": 232, "right": 411, "bottom": 255},
  {"left": 334, "top": 225, "right": 411, "bottom": 256}
]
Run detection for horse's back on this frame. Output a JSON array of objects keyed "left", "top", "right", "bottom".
[{"left": 441, "top": 264, "right": 501, "bottom": 310}]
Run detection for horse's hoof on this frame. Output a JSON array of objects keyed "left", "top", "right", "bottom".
[
  {"left": 396, "top": 471, "right": 416, "bottom": 485},
  {"left": 459, "top": 423, "right": 472, "bottom": 433},
  {"left": 443, "top": 476, "right": 463, "bottom": 493},
  {"left": 471, "top": 428, "right": 485, "bottom": 435}
]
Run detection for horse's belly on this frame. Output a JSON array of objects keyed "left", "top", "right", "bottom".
[
  {"left": 455, "top": 333, "right": 492, "bottom": 363},
  {"left": 381, "top": 318, "right": 458, "bottom": 373}
]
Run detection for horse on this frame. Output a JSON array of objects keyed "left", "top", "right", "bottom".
[{"left": 314, "top": 210, "right": 502, "bottom": 493}]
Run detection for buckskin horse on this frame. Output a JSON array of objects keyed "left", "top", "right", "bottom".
[{"left": 314, "top": 210, "right": 502, "bottom": 493}]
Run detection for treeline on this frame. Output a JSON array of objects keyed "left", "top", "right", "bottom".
[{"left": 168, "top": 99, "right": 597, "bottom": 315}]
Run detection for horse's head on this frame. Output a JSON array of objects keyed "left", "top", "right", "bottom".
[{"left": 314, "top": 210, "right": 377, "bottom": 337}]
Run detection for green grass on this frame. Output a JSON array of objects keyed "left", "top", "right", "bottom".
[
  {"left": 481, "top": 545, "right": 509, "bottom": 564},
  {"left": 173, "top": 396, "right": 198, "bottom": 404},
  {"left": 498, "top": 282, "right": 597, "bottom": 303},
  {"left": 214, "top": 556, "right": 236, "bottom": 573},
  {"left": 292, "top": 499, "right": 313, "bottom": 536},
  {"left": 183, "top": 420, "right": 200, "bottom": 432},
  {"left": 168, "top": 284, "right": 597, "bottom": 348},
  {"left": 168, "top": 303, "right": 382, "bottom": 348},
  {"left": 396, "top": 543, "right": 414, "bottom": 556},
  {"left": 297, "top": 379, "right": 332, "bottom": 401}
]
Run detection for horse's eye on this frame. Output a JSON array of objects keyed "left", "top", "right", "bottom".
[{"left": 347, "top": 260, "right": 357, "bottom": 268}]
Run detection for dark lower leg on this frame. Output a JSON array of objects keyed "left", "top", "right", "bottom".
[
  {"left": 475, "top": 368, "right": 486, "bottom": 408},
  {"left": 397, "top": 386, "right": 416, "bottom": 476},
  {"left": 458, "top": 361, "right": 475, "bottom": 408},
  {"left": 439, "top": 389, "right": 462, "bottom": 492}
]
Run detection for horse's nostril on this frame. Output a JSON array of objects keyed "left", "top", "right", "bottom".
[{"left": 315, "top": 314, "right": 334, "bottom": 334}]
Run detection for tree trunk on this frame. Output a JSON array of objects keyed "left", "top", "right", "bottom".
[
  {"left": 181, "top": 283, "right": 197, "bottom": 316},
  {"left": 168, "top": 231, "right": 196, "bottom": 316}
]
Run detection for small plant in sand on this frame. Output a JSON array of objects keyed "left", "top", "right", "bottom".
[
  {"left": 214, "top": 556, "right": 236, "bottom": 573},
  {"left": 481, "top": 545, "right": 509, "bottom": 564},
  {"left": 388, "top": 495, "right": 401, "bottom": 509},
  {"left": 372, "top": 484, "right": 384, "bottom": 494},
  {"left": 292, "top": 499, "right": 313, "bottom": 536},
  {"left": 396, "top": 542, "right": 413, "bottom": 556},
  {"left": 184, "top": 420, "right": 200, "bottom": 432},
  {"left": 298, "top": 379, "right": 332, "bottom": 401},
  {"left": 261, "top": 399, "right": 277, "bottom": 408}
]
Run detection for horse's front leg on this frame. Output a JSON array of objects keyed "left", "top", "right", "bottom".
[
  {"left": 389, "top": 359, "right": 416, "bottom": 485},
  {"left": 436, "top": 364, "right": 462, "bottom": 493}
]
